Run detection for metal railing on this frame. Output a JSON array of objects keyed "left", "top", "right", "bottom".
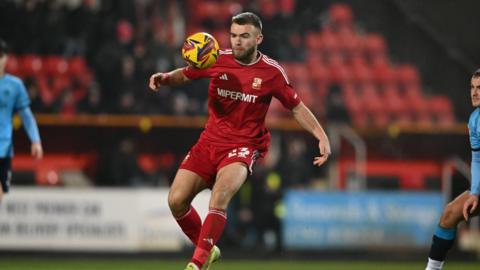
[
  {"left": 328, "top": 124, "right": 367, "bottom": 190},
  {"left": 441, "top": 156, "right": 479, "bottom": 231}
]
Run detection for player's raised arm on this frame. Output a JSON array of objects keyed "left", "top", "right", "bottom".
[
  {"left": 148, "top": 68, "right": 191, "bottom": 91},
  {"left": 292, "top": 102, "right": 331, "bottom": 166}
]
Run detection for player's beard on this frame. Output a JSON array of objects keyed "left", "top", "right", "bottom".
[
  {"left": 472, "top": 98, "right": 480, "bottom": 107},
  {"left": 233, "top": 45, "right": 256, "bottom": 64}
]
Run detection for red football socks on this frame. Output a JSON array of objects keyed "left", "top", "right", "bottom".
[
  {"left": 175, "top": 206, "right": 202, "bottom": 245},
  {"left": 191, "top": 208, "right": 227, "bottom": 268}
]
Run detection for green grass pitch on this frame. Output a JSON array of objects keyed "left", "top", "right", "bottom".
[{"left": 1, "top": 259, "right": 480, "bottom": 270}]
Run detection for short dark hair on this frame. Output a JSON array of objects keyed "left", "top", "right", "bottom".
[
  {"left": 473, "top": 68, "right": 480, "bottom": 78},
  {"left": 232, "top": 12, "right": 262, "bottom": 31},
  {"left": 0, "top": 38, "right": 8, "bottom": 55}
]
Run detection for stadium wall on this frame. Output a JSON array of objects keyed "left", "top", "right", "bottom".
[
  {"left": 0, "top": 188, "right": 209, "bottom": 252},
  {"left": 0, "top": 188, "right": 445, "bottom": 252}
]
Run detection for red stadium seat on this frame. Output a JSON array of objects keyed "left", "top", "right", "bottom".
[
  {"left": 338, "top": 28, "right": 362, "bottom": 58},
  {"left": 429, "top": 96, "right": 455, "bottom": 127},
  {"left": 330, "top": 64, "right": 352, "bottom": 84},
  {"left": 69, "top": 57, "right": 93, "bottom": 87},
  {"left": 352, "top": 63, "right": 373, "bottom": 84},
  {"left": 397, "top": 64, "right": 420, "bottom": 87},
  {"left": 437, "top": 113, "right": 455, "bottom": 127},
  {"left": 185, "top": 25, "right": 204, "bottom": 37},
  {"left": 349, "top": 54, "right": 367, "bottom": 68},
  {"left": 310, "top": 64, "right": 330, "bottom": 86},
  {"left": 138, "top": 154, "right": 160, "bottom": 173},
  {"left": 364, "top": 34, "right": 387, "bottom": 63},
  {"left": 383, "top": 84, "right": 408, "bottom": 117},
  {"left": 406, "top": 89, "right": 428, "bottom": 115},
  {"left": 266, "top": 98, "right": 290, "bottom": 120},
  {"left": 218, "top": 2, "right": 238, "bottom": 22},
  {"left": 327, "top": 52, "right": 345, "bottom": 67},
  {"left": 342, "top": 83, "right": 371, "bottom": 127},
  {"left": 319, "top": 29, "right": 340, "bottom": 53},
  {"left": 372, "top": 113, "right": 389, "bottom": 128},
  {"left": 364, "top": 34, "right": 386, "bottom": 54},
  {"left": 295, "top": 82, "right": 314, "bottom": 107},
  {"left": 328, "top": 3, "right": 354, "bottom": 29},
  {"left": 344, "top": 99, "right": 362, "bottom": 116},
  {"left": 404, "top": 84, "right": 423, "bottom": 98},
  {"left": 306, "top": 50, "right": 326, "bottom": 69},
  {"left": 68, "top": 57, "right": 88, "bottom": 76},
  {"left": 44, "top": 56, "right": 69, "bottom": 76},
  {"left": 314, "top": 83, "right": 329, "bottom": 100},
  {"left": 36, "top": 74, "right": 54, "bottom": 105},
  {"left": 396, "top": 112, "right": 413, "bottom": 127},
  {"left": 13, "top": 154, "right": 94, "bottom": 186},
  {"left": 52, "top": 75, "right": 71, "bottom": 97},
  {"left": 430, "top": 96, "right": 453, "bottom": 114},
  {"left": 138, "top": 153, "right": 176, "bottom": 174},
  {"left": 283, "top": 63, "right": 310, "bottom": 85},
  {"left": 341, "top": 83, "right": 357, "bottom": 99},
  {"left": 212, "top": 30, "right": 230, "bottom": 48},
  {"left": 339, "top": 160, "right": 442, "bottom": 190},
  {"left": 372, "top": 60, "right": 394, "bottom": 85},
  {"left": 305, "top": 32, "right": 322, "bottom": 50},
  {"left": 21, "top": 54, "right": 43, "bottom": 77},
  {"left": 371, "top": 54, "right": 390, "bottom": 67},
  {"left": 416, "top": 112, "right": 434, "bottom": 127},
  {"left": 194, "top": 1, "right": 220, "bottom": 22},
  {"left": 360, "top": 84, "right": 383, "bottom": 114},
  {"left": 259, "top": 0, "right": 278, "bottom": 19},
  {"left": 5, "top": 54, "right": 21, "bottom": 77},
  {"left": 350, "top": 111, "right": 368, "bottom": 127}
]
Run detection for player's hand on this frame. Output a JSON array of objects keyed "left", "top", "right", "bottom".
[
  {"left": 148, "top": 72, "right": 170, "bottom": 91},
  {"left": 31, "top": 142, "right": 43, "bottom": 160},
  {"left": 313, "top": 137, "right": 331, "bottom": 167},
  {"left": 463, "top": 193, "right": 479, "bottom": 221}
]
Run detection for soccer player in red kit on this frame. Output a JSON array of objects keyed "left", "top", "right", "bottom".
[{"left": 149, "top": 12, "right": 331, "bottom": 270}]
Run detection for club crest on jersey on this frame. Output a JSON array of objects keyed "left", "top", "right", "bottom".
[{"left": 252, "top": 77, "right": 262, "bottom": 90}]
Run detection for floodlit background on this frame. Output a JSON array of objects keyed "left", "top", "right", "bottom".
[{"left": 1, "top": 0, "right": 480, "bottom": 269}]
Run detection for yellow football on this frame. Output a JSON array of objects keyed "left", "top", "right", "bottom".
[{"left": 181, "top": 32, "right": 219, "bottom": 69}]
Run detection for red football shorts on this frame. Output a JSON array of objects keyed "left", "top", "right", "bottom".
[{"left": 179, "top": 140, "right": 264, "bottom": 188}]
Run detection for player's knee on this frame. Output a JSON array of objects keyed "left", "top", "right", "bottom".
[
  {"left": 209, "top": 190, "right": 230, "bottom": 210},
  {"left": 167, "top": 191, "right": 189, "bottom": 216},
  {"left": 439, "top": 202, "right": 459, "bottom": 228}
]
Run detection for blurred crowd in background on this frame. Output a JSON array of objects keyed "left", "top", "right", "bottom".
[
  {"left": 1, "top": 0, "right": 306, "bottom": 116},
  {"left": 1, "top": 0, "right": 466, "bottom": 126}
]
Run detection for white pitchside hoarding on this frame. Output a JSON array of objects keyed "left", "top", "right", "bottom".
[{"left": 0, "top": 188, "right": 210, "bottom": 251}]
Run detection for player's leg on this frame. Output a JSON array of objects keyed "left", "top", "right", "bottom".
[
  {"left": 0, "top": 181, "right": 3, "bottom": 202},
  {"left": 0, "top": 158, "right": 12, "bottom": 202},
  {"left": 168, "top": 169, "right": 209, "bottom": 245},
  {"left": 426, "top": 191, "right": 480, "bottom": 270},
  {"left": 190, "top": 162, "right": 248, "bottom": 269}
]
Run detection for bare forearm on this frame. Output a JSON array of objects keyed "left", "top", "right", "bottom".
[
  {"left": 149, "top": 67, "right": 191, "bottom": 91},
  {"left": 292, "top": 102, "right": 328, "bottom": 141},
  {"left": 165, "top": 68, "right": 190, "bottom": 86}
]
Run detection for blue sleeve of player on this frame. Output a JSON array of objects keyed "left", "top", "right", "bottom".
[
  {"left": 471, "top": 152, "right": 480, "bottom": 195},
  {"left": 468, "top": 109, "right": 480, "bottom": 195},
  {"left": 19, "top": 107, "right": 41, "bottom": 143},
  {"left": 14, "top": 79, "right": 30, "bottom": 111}
]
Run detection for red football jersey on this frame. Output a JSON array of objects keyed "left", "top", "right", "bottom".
[{"left": 182, "top": 49, "right": 301, "bottom": 151}]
